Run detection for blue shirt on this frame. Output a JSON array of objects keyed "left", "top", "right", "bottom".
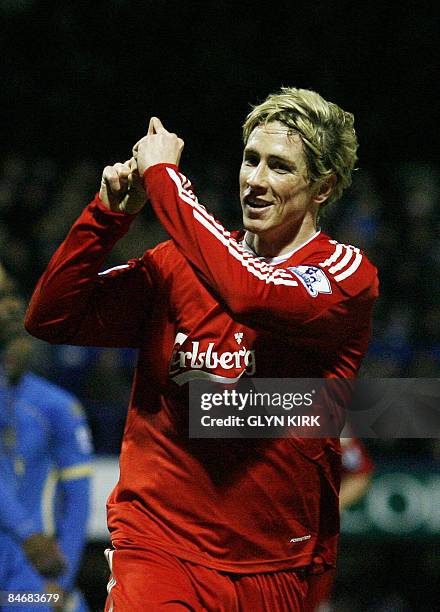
[{"left": 0, "top": 370, "right": 93, "bottom": 591}]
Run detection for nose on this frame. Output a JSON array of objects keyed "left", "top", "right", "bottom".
[{"left": 246, "top": 163, "right": 268, "bottom": 191}]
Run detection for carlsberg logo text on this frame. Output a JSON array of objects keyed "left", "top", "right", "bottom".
[{"left": 170, "top": 341, "right": 256, "bottom": 375}]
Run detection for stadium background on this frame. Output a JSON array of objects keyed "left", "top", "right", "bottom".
[{"left": 1, "top": 1, "right": 439, "bottom": 610}]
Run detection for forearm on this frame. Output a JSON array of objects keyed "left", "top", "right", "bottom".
[
  {"left": 0, "top": 461, "right": 66, "bottom": 576},
  {"left": 144, "top": 164, "right": 357, "bottom": 338},
  {"left": 0, "top": 498, "right": 39, "bottom": 542},
  {"left": 0, "top": 460, "right": 39, "bottom": 541},
  {"left": 55, "top": 477, "right": 90, "bottom": 591},
  {"left": 145, "top": 166, "right": 311, "bottom": 320},
  {"left": 25, "top": 196, "right": 140, "bottom": 346}
]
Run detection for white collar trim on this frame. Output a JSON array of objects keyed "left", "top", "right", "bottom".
[{"left": 242, "top": 230, "right": 321, "bottom": 264}]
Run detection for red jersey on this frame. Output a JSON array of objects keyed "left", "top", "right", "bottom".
[{"left": 25, "top": 163, "right": 378, "bottom": 573}]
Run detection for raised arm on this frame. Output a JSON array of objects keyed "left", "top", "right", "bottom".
[
  {"left": 25, "top": 160, "right": 158, "bottom": 348},
  {"left": 133, "top": 119, "right": 378, "bottom": 341}
]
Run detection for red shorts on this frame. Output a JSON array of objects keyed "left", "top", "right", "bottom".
[{"left": 104, "top": 543, "right": 311, "bottom": 612}]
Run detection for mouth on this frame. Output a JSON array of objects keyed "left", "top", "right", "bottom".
[{"left": 243, "top": 195, "right": 273, "bottom": 210}]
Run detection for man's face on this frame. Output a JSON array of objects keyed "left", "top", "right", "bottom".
[{"left": 239, "top": 121, "right": 318, "bottom": 249}]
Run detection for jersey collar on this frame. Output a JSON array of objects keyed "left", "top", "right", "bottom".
[{"left": 242, "top": 230, "right": 321, "bottom": 264}]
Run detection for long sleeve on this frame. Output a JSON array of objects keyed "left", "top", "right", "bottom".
[
  {"left": 56, "top": 476, "right": 90, "bottom": 592},
  {"left": 49, "top": 396, "right": 93, "bottom": 592},
  {"left": 144, "top": 164, "right": 378, "bottom": 340},
  {"left": 25, "top": 195, "right": 158, "bottom": 348},
  {"left": 0, "top": 454, "right": 39, "bottom": 541},
  {"left": 0, "top": 382, "right": 40, "bottom": 542}
]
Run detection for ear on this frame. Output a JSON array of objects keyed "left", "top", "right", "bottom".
[{"left": 313, "top": 174, "right": 336, "bottom": 206}]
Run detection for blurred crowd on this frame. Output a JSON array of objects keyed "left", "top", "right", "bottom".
[{"left": 1, "top": 153, "right": 439, "bottom": 454}]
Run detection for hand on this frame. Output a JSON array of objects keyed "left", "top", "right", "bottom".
[
  {"left": 22, "top": 533, "right": 67, "bottom": 578},
  {"left": 132, "top": 117, "right": 184, "bottom": 176},
  {"left": 99, "top": 157, "right": 147, "bottom": 214},
  {"left": 44, "top": 581, "right": 65, "bottom": 612}
]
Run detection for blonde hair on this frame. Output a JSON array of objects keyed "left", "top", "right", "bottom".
[{"left": 242, "top": 86, "right": 358, "bottom": 205}]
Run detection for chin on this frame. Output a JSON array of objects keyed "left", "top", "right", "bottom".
[{"left": 242, "top": 216, "right": 264, "bottom": 235}]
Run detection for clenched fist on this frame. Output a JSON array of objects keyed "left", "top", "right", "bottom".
[
  {"left": 99, "top": 158, "right": 147, "bottom": 214},
  {"left": 133, "top": 117, "right": 184, "bottom": 176}
]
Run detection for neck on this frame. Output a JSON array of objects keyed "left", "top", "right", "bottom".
[{"left": 247, "top": 215, "right": 318, "bottom": 258}]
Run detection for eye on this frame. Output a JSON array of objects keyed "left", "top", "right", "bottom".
[
  {"left": 243, "top": 153, "right": 259, "bottom": 166},
  {"left": 271, "top": 163, "right": 290, "bottom": 174}
]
